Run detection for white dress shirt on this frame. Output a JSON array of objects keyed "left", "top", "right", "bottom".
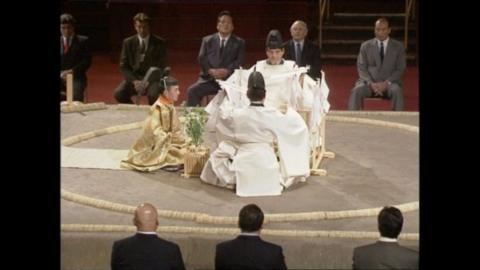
[
  {"left": 138, "top": 35, "right": 150, "bottom": 51},
  {"left": 379, "top": 236, "right": 398, "bottom": 243},
  {"left": 137, "top": 230, "right": 157, "bottom": 235},
  {"left": 376, "top": 37, "right": 390, "bottom": 55},
  {"left": 240, "top": 231, "right": 260, "bottom": 236},
  {"left": 218, "top": 33, "right": 230, "bottom": 47}
]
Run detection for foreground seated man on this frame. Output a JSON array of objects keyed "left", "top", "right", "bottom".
[
  {"left": 200, "top": 71, "right": 310, "bottom": 197},
  {"left": 121, "top": 70, "right": 186, "bottom": 172}
]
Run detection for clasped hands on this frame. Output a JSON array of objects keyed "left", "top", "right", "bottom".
[
  {"left": 208, "top": 68, "right": 229, "bottom": 80},
  {"left": 370, "top": 81, "right": 389, "bottom": 96},
  {"left": 133, "top": 80, "right": 149, "bottom": 95}
]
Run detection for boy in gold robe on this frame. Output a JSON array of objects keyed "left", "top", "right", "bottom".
[{"left": 121, "top": 73, "right": 186, "bottom": 172}]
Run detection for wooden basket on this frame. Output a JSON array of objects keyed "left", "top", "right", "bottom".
[{"left": 183, "top": 147, "right": 209, "bottom": 178}]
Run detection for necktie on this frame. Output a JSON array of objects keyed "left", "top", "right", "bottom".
[
  {"left": 379, "top": 41, "right": 384, "bottom": 62},
  {"left": 139, "top": 39, "right": 146, "bottom": 54},
  {"left": 219, "top": 39, "right": 225, "bottom": 58},
  {"left": 295, "top": 42, "right": 302, "bottom": 65},
  {"left": 63, "top": 38, "right": 69, "bottom": 54}
]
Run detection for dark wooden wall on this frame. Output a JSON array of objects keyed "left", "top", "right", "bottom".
[{"left": 61, "top": 0, "right": 318, "bottom": 54}]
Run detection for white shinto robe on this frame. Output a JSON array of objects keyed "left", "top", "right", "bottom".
[{"left": 200, "top": 91, "right": 310, "bottom": 197}]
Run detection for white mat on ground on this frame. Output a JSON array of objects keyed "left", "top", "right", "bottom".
[{"left": 61, "top": 146, "right": 129, "bottom": 170}]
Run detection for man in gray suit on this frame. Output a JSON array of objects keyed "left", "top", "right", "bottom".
[
  {"left": 348, "top": 18, "right": 406, "bottom": 111},
  {"left": 352, "top": 206, "right": 419, "bottom": 269},
  {"left": 186, "top": 10, "right": 245, "bottom": 106}
]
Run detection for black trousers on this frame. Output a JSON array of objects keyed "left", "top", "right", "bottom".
[
  {"left": 114, "top": 80, "right": 161, "bottom": 105},
  {"left": 186, "top": 80, "right": 220, "bottom": 106}
]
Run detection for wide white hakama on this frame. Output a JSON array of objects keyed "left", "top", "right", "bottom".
[{"left": 201, "top": 99, "right": 310, "bottom": 197}]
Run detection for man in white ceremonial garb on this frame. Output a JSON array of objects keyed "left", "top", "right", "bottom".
[
  {"left": 225, "top": 29, "right": 313, "bottom": 112},
  {"left": 210, "top": 29, "right": 330, "bottom": 151},
  {"left": 200, "top": 71, "right": 310, "bottom": 197}
]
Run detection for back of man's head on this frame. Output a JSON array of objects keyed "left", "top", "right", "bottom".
[
  {"left": 133, "top": 203, "right": 159, "bottom": 232},
  {"left": 238, "top": 204, "right": 264, "bottom": 232},
  {"left": 247, "top": 71, "right": 266, "bottom": 101},
  {"left": 378, "top": 206, "right": 403, "bottom": 238}
]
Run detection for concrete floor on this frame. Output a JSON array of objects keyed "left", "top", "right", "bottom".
[{"left": 61, "top": 106, "right": 419, "bottom": 270}]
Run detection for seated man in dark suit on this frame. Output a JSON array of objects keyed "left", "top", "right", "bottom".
[
  {"left": 348, "top": 17, "right": 406, "bottom": 111},
  {"left": 111, "top": 202, "right": 185, "bottom": 270},
  {"left": 283, "top": 20, "right": 322, "bottom": 80},
  {"left": 352, "top": 206, "right": 419, "bottom": 269},
  {"left": 60, "top": 13, "right": 91, "bottom": 102},
  {"left": 215, "top": 204, "right": 287, "bottom": 270},
  {"left": 114, "top": 13, "right": 167, "bottom": 105},
  {"left": 186, "top": 10, "right": 245, "bottom": 106}
]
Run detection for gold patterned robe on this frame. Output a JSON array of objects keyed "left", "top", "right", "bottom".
[{"left": 120, "top": 96, "right": 186, "bottom": 171}]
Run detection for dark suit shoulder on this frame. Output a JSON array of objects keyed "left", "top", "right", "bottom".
[
  {"left": 203, "top": 33, "right": 218, "bottom": 42},
  {"left": 203, "top": 33, "right": 244, "bottom": 43},
  {"left": 216, "top": 238, "right": 237, "bottom": 249},
  {"left": 229, "top": 34, "right": 245, "bottom": 43},
  {"left": 75, "top": 35, "right": 88, "bottom": 42},
  {"left": 218, "top": 236, "right": 282, "bottom": 250},
  {"left": 354, "top": 242, "right": 378, "bottom": 252},
  {"left": 155, "top": 236, "right": 181, "bottom": 249},
  {"left": 283, "top": 39, "right": 294, "bottom": 48},
  {"left": 151, "top": 35, "right": 166, "bottom": 44},
  {"left": 396, "top": 244, "right": 419, "bottom": 256},
  {"left": 115, "top": 234, "right": 181, "bottom": 254},
  {"left": 123, "top": 35, "right": 138, "bottom": 44},
  {"left": 304, "top": 40, "right": 319, "bottom": 50},
  {"left": 355, "top": 241, "right": 418, "bottom": 255},
  {"left": 258, "top": 238, "right": 282, "bottom": 250},
  {"left": 113, "top": 234, "right": 137, "bottom": 247}
]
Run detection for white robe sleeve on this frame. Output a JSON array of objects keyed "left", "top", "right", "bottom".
[{"left": 271, "top": 109, "right": 310, "bottom": 178}]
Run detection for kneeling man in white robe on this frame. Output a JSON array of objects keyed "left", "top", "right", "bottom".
[{"left": 200, "top": 71, "right": 310, "bottom": 197}]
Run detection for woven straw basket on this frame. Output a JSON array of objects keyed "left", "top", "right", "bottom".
[{"left": 183, "top": 147, "right": 209, "bottom": 178}]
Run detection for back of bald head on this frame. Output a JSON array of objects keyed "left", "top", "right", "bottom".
[{"left": 134, "top": 203, "right": 159, "bottom": 231}]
